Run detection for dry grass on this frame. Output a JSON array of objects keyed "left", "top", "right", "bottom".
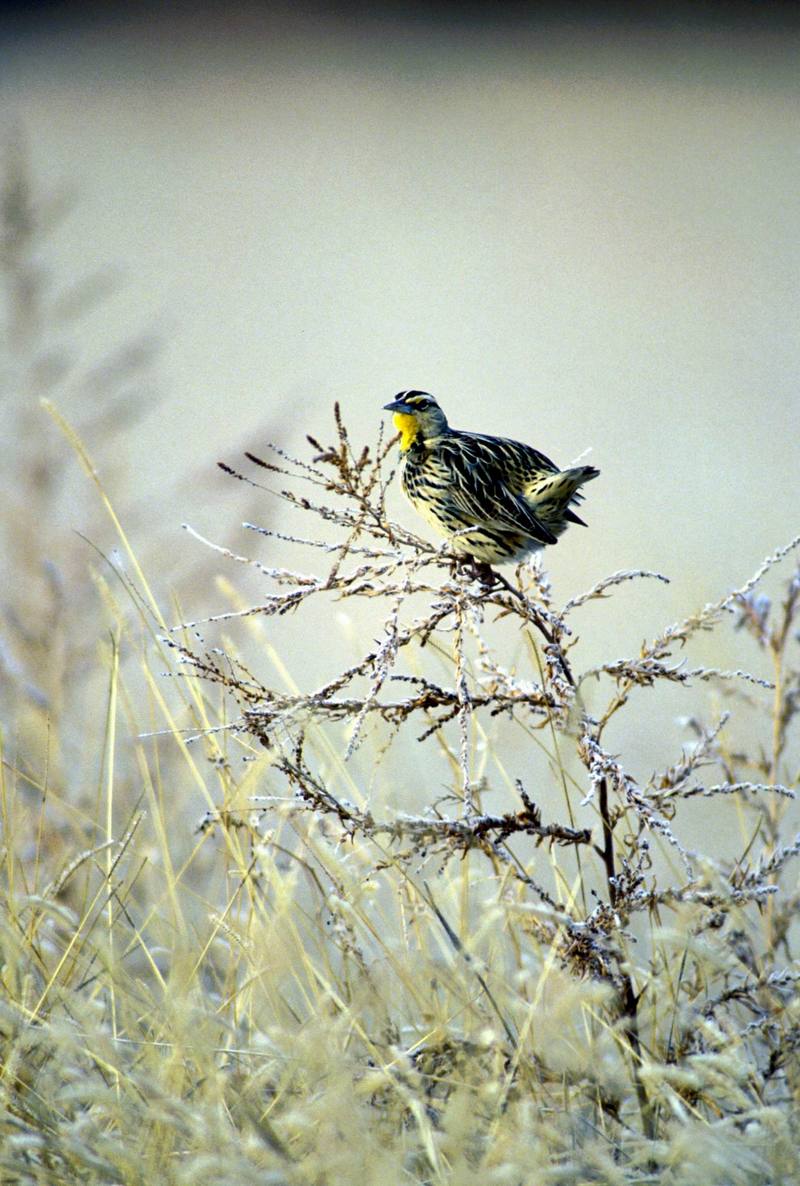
[{"left": 2, "top": 138, "right": 799, "bottom": 1186}]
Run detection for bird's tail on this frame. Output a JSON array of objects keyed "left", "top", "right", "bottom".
[{"left": 527, "top": 466, "right": 600, "bottom": 530}]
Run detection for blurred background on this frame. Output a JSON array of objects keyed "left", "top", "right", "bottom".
[
  {"left": 2, "top": 2, "right": 798, "bottom": 801},
  {"left": 3, "top": 3, "right": 798, "bottom": 586}
]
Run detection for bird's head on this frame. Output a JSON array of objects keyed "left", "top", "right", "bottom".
[{"left": 383, "top": 390, "right": 448, "bottom": 451}]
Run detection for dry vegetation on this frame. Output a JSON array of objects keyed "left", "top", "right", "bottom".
[{"left": 2, "top": 142, "right": 799, "bottom": 1185}]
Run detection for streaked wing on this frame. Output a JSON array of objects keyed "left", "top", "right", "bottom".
[
  {"left": 466, "top": 431, "right": 559, "bottom": 481},
  {"left": 437, "top": 434, "right": 559, "bottom": 545}
]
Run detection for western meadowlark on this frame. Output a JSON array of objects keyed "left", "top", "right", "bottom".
[{"left": 384, "top": 390, "right": 599, "bottom": 568}]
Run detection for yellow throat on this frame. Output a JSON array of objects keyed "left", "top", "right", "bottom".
[{"left": 392, "top": 412, "right": 421, "bottom": 452}]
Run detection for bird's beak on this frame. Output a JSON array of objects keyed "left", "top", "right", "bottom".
[{"left": 383, "top": 399, "right": 407, "bottom": 413}]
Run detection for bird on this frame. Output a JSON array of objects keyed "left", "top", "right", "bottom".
[{"left": 383, "top": 390, "right": 599, "bottom": 572}]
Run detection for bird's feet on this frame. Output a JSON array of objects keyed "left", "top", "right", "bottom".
[
  {"left": 451, "top": 556, "right": 500, "bottom": 588},
  {"left": 450, "top": 555, "right": 528, "bottom": 605}
]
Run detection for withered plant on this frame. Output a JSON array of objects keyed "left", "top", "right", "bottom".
[{"left": 163, "top": 404, "right": 800, "bottom": 1177}]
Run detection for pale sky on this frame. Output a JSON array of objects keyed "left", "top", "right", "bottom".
[{"left": 4, "top": 8, "right": 799, "bottom": 638}]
